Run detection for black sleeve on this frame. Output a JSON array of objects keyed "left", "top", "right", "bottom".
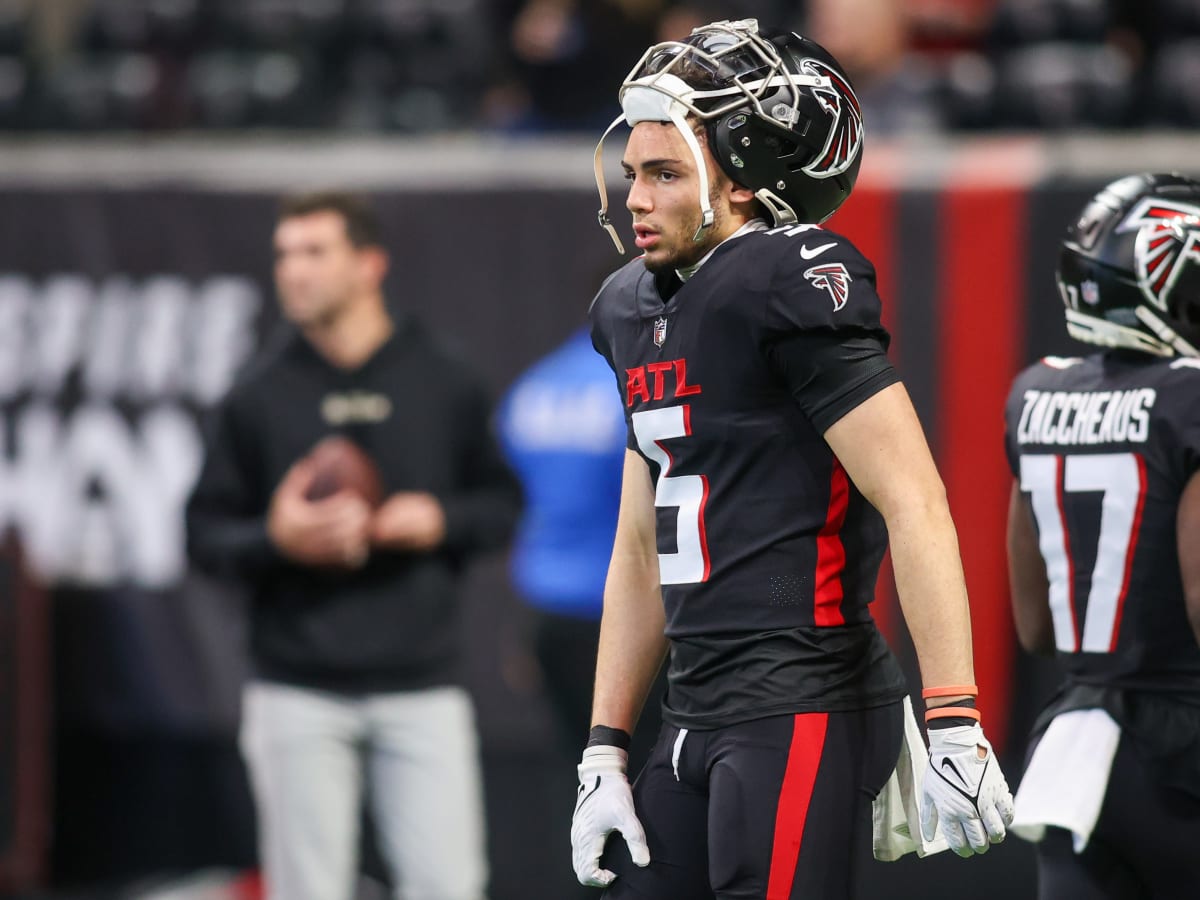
[
  {"left": 438, "top": 379, "right": 524, "bottom": 556},
  {"left": 765, "top": 329, "right": 900, "bottom": 434},
  {"left": 589, "top": 281, "right": 638, "bottom": 452},
  {"left": 1163, "top": 363, "right": 1200, "bottom": 480},
  {"left": 185, "top": 393, "right": 283, "bottom": 579}
]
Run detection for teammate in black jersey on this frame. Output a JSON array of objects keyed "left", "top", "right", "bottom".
[
  {"left": 1004, "top": 173, "right": 1200, "bottom": 900},
  {"left": 569, "top": 19, "right": 1013, "bottom": 898}
]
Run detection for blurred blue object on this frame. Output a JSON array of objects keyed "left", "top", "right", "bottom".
[{"left": 497, "top": 327, "right": 626, "bottom": 620}]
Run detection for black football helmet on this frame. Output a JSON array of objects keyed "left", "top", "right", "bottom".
[
  {"left": 1059, "top": 173, "right": 1200, "bottom": 357},
  {"left": 593, "top": 18, "right": 864, "bottom": 253}
]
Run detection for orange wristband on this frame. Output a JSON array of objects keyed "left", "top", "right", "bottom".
[
  {"left": 921, "top": 684, "right": 978, "bottom": 699},
  {"left": 925, "top": 706, "right": 982, "bottom": 723}
]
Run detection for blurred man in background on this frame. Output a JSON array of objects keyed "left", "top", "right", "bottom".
[
  {"left": 1004, "top": 172, "right": 1200, "bottom": 899},
  {"left": 185, "top": 192, "right": 521, "bottom": 900}
]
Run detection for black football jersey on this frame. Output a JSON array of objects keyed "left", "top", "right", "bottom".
[
  {"left": 590, "top": 224, "right": 907, "bottom": 729},
  {"left": 1004, "top": 350, "right": 1200, "bottom": 697}
]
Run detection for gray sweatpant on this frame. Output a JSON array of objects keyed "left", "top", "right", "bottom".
[{"left": 240, "top": 681, "right": 488, "bottom": 900}]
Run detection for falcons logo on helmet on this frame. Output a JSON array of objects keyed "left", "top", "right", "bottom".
[
  {"left": 804, "top": 262, "right": 852, "bottom": 310},
  {"left": 799, "top": 58, "right": 863, "bottom": 180},
  {"left": 1120, "top": 197, "right": 1200, "bottom": 311}
]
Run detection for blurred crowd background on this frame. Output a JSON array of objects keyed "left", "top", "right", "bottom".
[{"left": 0, "top": 0, "right": 1198, "bottom": 135}]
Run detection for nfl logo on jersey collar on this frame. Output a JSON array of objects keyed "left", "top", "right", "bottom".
[{"left": 653, "top": 316, "right": 668, "bottom": 347}]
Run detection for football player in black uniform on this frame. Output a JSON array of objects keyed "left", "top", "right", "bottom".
[
  {"left": 569, "top": 19, "right": 1014, "bottom": 898},
  {"left": 1004, "top": 173, "right": 1200, "bottom": 899}
]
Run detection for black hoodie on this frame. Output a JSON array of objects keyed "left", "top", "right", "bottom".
[{"left": 186, "top": 315, "right": 522, "bottom": 692}]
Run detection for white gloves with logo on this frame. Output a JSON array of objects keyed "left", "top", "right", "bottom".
[
  {"left": 921, "top": 723, "right": 1015, "bottom": 856},
  {"left": 570, "top": 745, "right": 650, "bottom": 886}
]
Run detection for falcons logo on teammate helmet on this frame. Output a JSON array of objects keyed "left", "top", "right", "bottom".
[
  {"left": 799, "top": 58, "right": 864, "bottom": 181},
  {"left": 804, "top": 262, "right": 852, "bottom": 311},
  {"left": 1119, "top": 197, "right": 1200, "bottom": 311}
]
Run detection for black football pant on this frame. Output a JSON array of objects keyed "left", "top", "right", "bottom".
[
  {"left": 1035, "top": 735, "right": 1200, "bottom": 900},
  {"left": 600, "top": 703, "right": 903, "bottom": 900}
]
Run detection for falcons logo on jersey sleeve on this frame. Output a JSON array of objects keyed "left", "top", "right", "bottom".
[
  {"left": 1118, "top": 197, "right": 1200, "bottom": 311},
  {"left": 804, "top": 262, "right": 852, "bottom": 310}
]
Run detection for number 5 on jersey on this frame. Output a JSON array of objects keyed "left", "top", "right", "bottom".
[
  {"left": 632, "top": 406, "right": 711, "bottom": 584},
  {"left": 1019, "top": 452, "right": 1147, "bottom": 653}
]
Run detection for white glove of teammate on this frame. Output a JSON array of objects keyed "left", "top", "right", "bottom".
[
  {"left": 571, "top": 745, "right": 650, "bottom": 886},
  {"left": 921, "top": 723, "right": 1015, "bottom": 857}
]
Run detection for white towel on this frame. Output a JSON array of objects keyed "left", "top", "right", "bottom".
[
  {"left": 1011, "top": 707, "right": 1120, "bottom": 852},
  {"left": 872, "top": 695, "right": 950, "bottom": 861}
]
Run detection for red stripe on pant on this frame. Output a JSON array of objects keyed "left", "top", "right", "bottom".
[
  {"left": 814, "top": 459, "right": 849, "bottom": 626},
  {"left": 766, "top": 713, "right": 829, "bottom": 900}
]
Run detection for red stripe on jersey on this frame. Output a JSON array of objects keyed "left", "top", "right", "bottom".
[
  {"left": 681, "top": 404, "right": 712, "bottom": 581},
  {"left": 1055, "top": 455, "right": 1079, "bottom": 652},
  {"left": 765, "top": 713, "right": 828, "bottom": 900},
  {"left": 814, "top": 459, "right": 849, "bottom": 626},
  {"left": 1110, "top": 454, "right": 1147, "bottom": 652}
]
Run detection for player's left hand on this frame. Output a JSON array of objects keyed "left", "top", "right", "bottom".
[
  {"left": 571, "top": 745, "right": 650, "bottom": 886},
  {"left": 920, "top": 722, "right": 1015, "bottom": 856}
]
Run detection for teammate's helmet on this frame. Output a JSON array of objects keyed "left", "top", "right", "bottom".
[
  {"left": 593, "top": 19, "right": 863, "bottom": 253},
  {"left": 1059, "top": 172, "right": 1200, "bottom": 357}
]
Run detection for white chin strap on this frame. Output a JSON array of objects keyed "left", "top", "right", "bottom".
[{"left": 593, "top": 73, "right": 715, "bottom": 255}]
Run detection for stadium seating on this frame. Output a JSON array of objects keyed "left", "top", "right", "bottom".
[{"left": 1, "top": 0, "right": 1197, "bottom": 133}]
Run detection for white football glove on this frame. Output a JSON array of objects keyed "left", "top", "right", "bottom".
[
  {"left": 921, "top": 723, "right": 1015, "bottom": 857},
  {"left": 571, "top": 745, "right": 650, "bottom": 886}
]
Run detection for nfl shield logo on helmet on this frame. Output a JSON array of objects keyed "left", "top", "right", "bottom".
[
  {"left": 1081, "top": 279, "right": 1100, "bottom": 306},
  {"left": 653, "top": 316, "right": 668, "bottom": 347}
]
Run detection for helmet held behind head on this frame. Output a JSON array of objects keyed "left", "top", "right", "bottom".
[
  {"left": 1059, "top": 172, "right": 1200, "bottom": 358},
  {"left": 594, "top": 19, "right": 864, "bottom": 252},
  {"left": 697, "top": 26, "right": 864, "bottom": 227}
]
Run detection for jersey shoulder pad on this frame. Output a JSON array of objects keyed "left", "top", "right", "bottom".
[
  {"left": 750, "top": 225, "right": 883, "bottom": 335},
  {"left": 1155, "top": 356, "right": 1200, "bottom": 430},
  {"left": 588, "top": 258, "right": 645, "bottom": 368},
  {"left": 1005, "top": 356, "right": 1088, "bottom": 414},
  {"left": 588, "top": 257, "right": 645, "bottom": 320}
]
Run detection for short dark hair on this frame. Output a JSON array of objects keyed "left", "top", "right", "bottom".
[{"left": 277, "top": 191, "right": 384, "bottom": 249}]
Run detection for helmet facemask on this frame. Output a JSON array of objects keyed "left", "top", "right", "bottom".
[{"left": 593, "top": 19, "right": 852, "bottom": 254}]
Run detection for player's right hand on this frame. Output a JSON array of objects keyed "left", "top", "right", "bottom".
[{"left": 571, "top": 745, "right": 650, "bottom": 886}]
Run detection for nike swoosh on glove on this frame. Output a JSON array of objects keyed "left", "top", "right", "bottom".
[
  {"left": 571, "top": 745, "right": 650, "bottom": 886},
  {"left": 920, "top": 723, "right": 1015, "bottom": 857}
]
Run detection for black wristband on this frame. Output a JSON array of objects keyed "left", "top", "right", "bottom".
[
  {"left": 587, "top": 725, "right": 631, "bottom": 751},
  {"left": 926, "top": 696, "right": 977, "bottom": 730}
]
